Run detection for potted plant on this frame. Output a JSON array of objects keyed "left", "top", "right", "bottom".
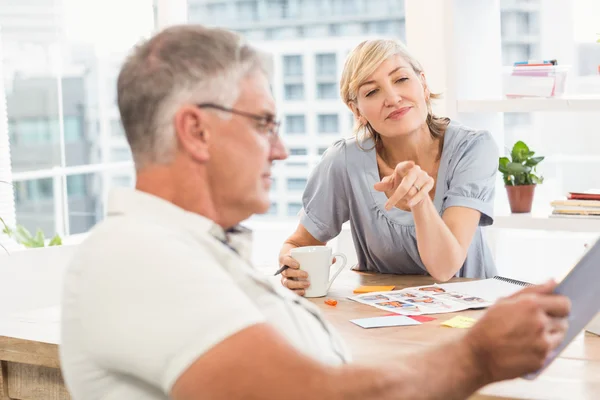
[{"left": 498, "top": 140, "right": 544, "bottom": 213}]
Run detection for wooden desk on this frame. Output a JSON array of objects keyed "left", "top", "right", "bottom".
[
  {"left": 1, "top": 270, "right": 599, "bottom": 400},
  {"left": 310, "top": 271, "right": 600, "bottom": 400}
]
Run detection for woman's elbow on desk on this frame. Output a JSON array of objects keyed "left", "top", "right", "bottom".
[{"left": 421, "top": 253, "right": 466, "bottom": 282}]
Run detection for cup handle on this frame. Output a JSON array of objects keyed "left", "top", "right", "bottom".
[{"left": 327, "top": 253, "right": 347, "bottom": 292}]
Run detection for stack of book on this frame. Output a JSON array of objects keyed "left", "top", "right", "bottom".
[{"left": 550, "top": 191, "right": 600, "bottom": 219}]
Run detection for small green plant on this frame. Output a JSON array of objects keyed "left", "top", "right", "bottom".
[
  {"left": 0, "top": 217, "right": 62, "bottom": 248},
  {"left": 498, "top": 141, "right": 544, "bottom": 186},
  {"left": 0, "top": 180, "right": 62, "bottom": 250}
]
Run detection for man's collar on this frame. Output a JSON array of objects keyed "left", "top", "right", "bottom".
[{"left": 106, "top": 188, "right": 252, "bottom": 247}]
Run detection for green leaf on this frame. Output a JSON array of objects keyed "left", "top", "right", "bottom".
[
  {"left": 506, "top": 162, "right": 531, "bottom": 174},
  {"left": 525, "top": 156, "right": 545, "bottom": 167},
  {"left": 48, "top": 234, "right": 62, "bottom": 246},
  {"left": 498, "top": 157, "right": 510, "bottom": 173},
  {"left": 531, "top": 174, "right": 544, "bottom": 184},
  {"left": 33, "top": 229, "right": 45, "bottom": 247},
  {"left": 511, "top": 141, "right": 530, "bottom": 163},
  {"left": 15, "top": 225, "right": 35, "bottom": 247}
]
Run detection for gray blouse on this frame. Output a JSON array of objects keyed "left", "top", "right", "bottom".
[{"left": 299, "top": 120, "right": 498, "bottom": 279}]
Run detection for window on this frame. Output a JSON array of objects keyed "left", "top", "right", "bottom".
[
  {"left": 111, "top": 120, "right": 125, "bottom": 137},
  {"left": 206, "top": 3, "right": 229, "bottom": 22},
  {"left": 236, "top": 1, "right": 258, "bottom": 22},
  {"left": 287, "top": 202, "right": 303, "bottom": 216},
  {"left": 318, "top": 147, "right": 328, "bottom": 155},
  {"left": 110, "top": 148, "right": 133, "bottom": 162},
  {"left": 67, "top": 175, "right": 87, "bottom": 196},
  {"left": 287, "top": 162, "right": 308, "bottom": 167},
  {"left": 64, "top": 117, "right": 83, "bottom": 142},
  {"left": 285, "top": 115, "right": 306, "bottom": 134},
  {"left": 1, "top": 0, "right": 153, "bottom": 239},
  {"left": 270, "top": 178, "right": 277, "bottom": 192},
  {"left": 267, "top": 202, "right": 279, "bottom": 215},
  {"left": 266, "top": 0, "right": 289, "bottom": 19},
  {"left": 284, "top": 84, "right": 304, "bottom": 100},
  {"left": 283, "top": 55, "right": 303, "bottom": 77},
  {"left": 331, "top": 0, "right": 358, "bottom": 15},
  {"left": 111, "top": 175, "right": 133, "bottom": 188},
  {"left": 289, "top": 148, "right": 307, "bottom": 156},
  {"left": 318, "top": 114, "right": 339, "bottom": 134},
  {"left": 315, "top": 53, "right": 337, "bottom": 77},
  {"left": 317, "top": 83, "right": 337, "bottom": 99},
  {"left": 287, "top": 178, "right": 307, "bottom": 191}
]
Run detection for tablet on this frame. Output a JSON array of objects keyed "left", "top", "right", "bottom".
[{"left": 524, "top": 237, "right": 600, "bottom": 379}]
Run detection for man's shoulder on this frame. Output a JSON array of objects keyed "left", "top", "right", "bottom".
[{"left": 65, "top": 216, "right": 223, "bottom": 284}]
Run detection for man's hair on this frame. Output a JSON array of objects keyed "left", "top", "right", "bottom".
[{"left": 117, "top": 25, "right": 273, "bottom": 168}]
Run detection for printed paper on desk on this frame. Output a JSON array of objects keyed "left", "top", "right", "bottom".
[{"left": 350, "top": 315, "right": 421, "bottom": 329}]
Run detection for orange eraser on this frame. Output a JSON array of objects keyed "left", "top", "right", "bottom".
[
  {"left": 353, "top": 285, "right": 396, "bottom": 294},
  {"left": 324, "top": 298, "right": 338, "bottom": 306}
]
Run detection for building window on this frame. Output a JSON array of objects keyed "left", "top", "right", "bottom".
[
  {"left": 317, "top": 83, "right": 338, "bottom": 99},
  {"left": 287, "top": 178, "right": 307, "bottom": 191},
  {"left": 284, "top": 84, "right": 304, "bottom": 100},
  {"left": 318, "top": 114, "right": 339, "bottom": 134},
  {"left": 283, "top": 55, "right": 303, "bottom": 77},
  {"left": 67, "top": 175, "right": 86, "bottom": 196},
  {"left": 318, "top": 147, "right": 328, "bottom": 155},
  {"left": 270, "top": 178, "right": 277, "bottom": 192},
  {"left": 289, "top": 148, "right": 308, "bottom": 155},
  {"left": 111, "top": 175, "right": 133, "bottom": 188},
  {"left": 236, "top": 1, "right": 258, "bottom": 22},
  {"left": 331, "top": 0, "right": 358, "bottom": 15},
  {"left": 267, "top": 202, "right": 279, "bottom": 215},
  {"left": 110, "top": 148, "right": 132, "bottom": 162},
  {"left": 207, "top": 2, "right": 229, "bottom": 22},
  {"left": 266, "top": 0, "right": 289, "bottom": 18},
  {"left": 111, "top": 120, "right": 125, "bottom": 137},
  {"left": 285, "top": 115, "right": 306, "bottom": 134},
  {"left": 315, "top": 53, "right": 337, "bottom": 77},
  {"left": 63, "top": 117, "right": 83, "bottom": 142},
  {"left": 287, "top": 202, "right": 303, "bottom": 216}
]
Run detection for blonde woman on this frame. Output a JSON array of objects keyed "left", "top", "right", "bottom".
[{"left": 279, "top": 39, "right": 498, "bottom": 295}]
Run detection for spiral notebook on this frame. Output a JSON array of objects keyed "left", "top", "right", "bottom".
[{"left": 349, "top": 276, "right": 531, "bottom": 316}]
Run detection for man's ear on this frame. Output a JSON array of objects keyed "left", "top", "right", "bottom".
[{"left": 173, "top": 105, "right": 210, "bottom": 163}]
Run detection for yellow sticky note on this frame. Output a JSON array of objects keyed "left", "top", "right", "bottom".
[
  {"left": 442, "top": 316, "right": 477, "bottom": 329},
  {"left": 353, "top": 285, "right": 396, "bottom": 294}
]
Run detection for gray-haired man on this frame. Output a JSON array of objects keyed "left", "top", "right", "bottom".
[{"left": 60, "top": 25, "right": 570, "bottom": 400}]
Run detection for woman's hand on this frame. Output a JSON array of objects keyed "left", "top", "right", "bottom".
[
  {"left": 279, "top": 252, "right": 310, "bottom": 296},
  {"left": 374, "top": 160, "right": 434, "bottom": 210}
]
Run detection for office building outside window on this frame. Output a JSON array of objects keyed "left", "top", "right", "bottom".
[
  {"left": 284, "top": 83, "right": 304, "bottom": 100},
  {"left": 287, "top": 178, "right": 307, "bottom": 191},
  {"left": 318, "top": 114, "right": 339, "bottom": 134},
  {"left": 287, "top": 202, "right": 302, "bottom": 216},
  {"left": 285, "top": 115, "right": 306, "bottom": 134}
]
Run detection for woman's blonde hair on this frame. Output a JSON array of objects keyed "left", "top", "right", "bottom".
[{"left": 340, "top": 39, "right": 449, "bottom": 154}]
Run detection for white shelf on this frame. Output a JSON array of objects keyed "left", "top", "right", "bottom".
[
  {"left": 457, "top": 96, "right": 600, "bottom": 113},
  {"left": 493, "top": 214, "right": 600, "bottom": 233}
]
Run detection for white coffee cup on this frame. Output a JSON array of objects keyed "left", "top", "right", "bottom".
[{"left": 290, "top": 246, "right": 347, "bottom": 298}]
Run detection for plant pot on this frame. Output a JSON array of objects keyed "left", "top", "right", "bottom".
[{"left": 505, "top": 184, "right": 536, "bottom": 213}]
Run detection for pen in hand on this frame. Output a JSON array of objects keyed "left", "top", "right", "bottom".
[{"left": 274, "top": 265, "right": 290, "bottom": 276}]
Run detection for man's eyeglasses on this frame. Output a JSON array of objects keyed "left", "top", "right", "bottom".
[{"left": 196, "top": 103, "right": 280, "bottom": 141}]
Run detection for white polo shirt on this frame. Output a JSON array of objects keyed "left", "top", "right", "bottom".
[{"left": 60, "top": 188, "right": 350, "bottom": 400}]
